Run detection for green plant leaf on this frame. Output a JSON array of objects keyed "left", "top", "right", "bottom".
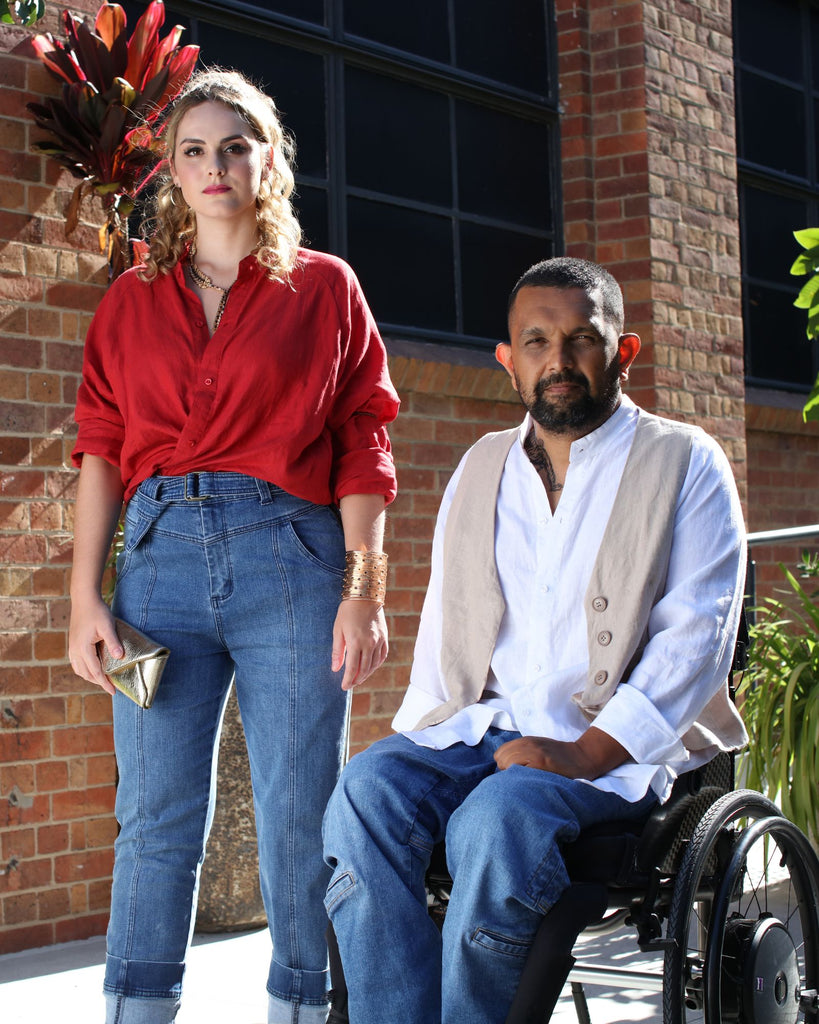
[
  {"left": 804, "top": 373, "right": 819, "bottom": 423},
  {"left": 793, "top": 273, "right": 819, "bottom": 309},
  {"left": 794, "top": 227, "right": 819, "bottom": 249},
  {"left": 789, "top": 251, "right": 819, "bottom": 276}
]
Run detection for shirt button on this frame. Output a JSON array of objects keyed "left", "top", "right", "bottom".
[
  {"left": 592, "top": 596, "right": 608, "bottom": 612},
  {"left": 594, "top": 671, "right": 608, "bottom": 686},
  {"left": 597, "top": 631, "right": 612, "bottom": 646},
  {"left": 204, "top": 377, "right": 214, "bottom": 386},
  {"left": 195, "top": 319, "right": 205, "bottom": 328},
  {"left": 188, "top": 440, "right": 196, "bottom": 447}
]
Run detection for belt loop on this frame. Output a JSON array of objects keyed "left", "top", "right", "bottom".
[
  {"left": 256, "top": 479, "right": 276, "bottom": 504},
  {"left": 137, "top": 476, "right": 163, "bottom": 501},
  {"left": 184, "top": 473, "right": 212, "bottom": 501}
]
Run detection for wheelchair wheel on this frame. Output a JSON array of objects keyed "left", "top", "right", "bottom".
[
  {"left": 706, "top": 814, "right": 819, "bottom": 1023},
  {"left": 663, "top": 789, "right": 819, "bottom": 1024}
]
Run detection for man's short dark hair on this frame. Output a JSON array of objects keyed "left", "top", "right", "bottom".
[{"left": 507, "top": 257, "right": 625, "bottom": 334}]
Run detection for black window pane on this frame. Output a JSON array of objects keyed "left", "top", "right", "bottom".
[
  {"left": 739, "top": 70, "right": 806, "bottom": 178},
  {"left": 293, "top": 185, "right": 329, "bottom": 253},
  {"left": 196, "top": 23, "right": 327, "bottom": 180},
  {"left": 461, "top": 223, "right": 553, "bottom": 339},
  {"left": 745, "top": 284, "right": 814, "bottom": 386},
  {"left": 345, "top": 67, "right": 451, "bottom": 205},
  {"left": 242, "top": 0, "right": 324, "bottom": 23},
  {"left": 344, "top": 0, "right": 449, "bottom": 63},
  {"left": 742, "top": 186, "right": 808, "bottom": 285},
  {"left": 813, "top": 9, "right": 819, "bottom": 91},
  {"left": 735, "top": 0, "right": 802, "bottom": 82},
  {"left": 453, "top": 0, "right": 549, "bottom": 94},
  {"left": 456, "top": 102, "right": 552, "bottom": 228},
  {"left": 347, "top": 199, "right": 455, "bottom": 330}
]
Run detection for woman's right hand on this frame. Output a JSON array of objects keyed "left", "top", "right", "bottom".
[{"left": 69, "top": 596, "right": 122, "bottom": 694}]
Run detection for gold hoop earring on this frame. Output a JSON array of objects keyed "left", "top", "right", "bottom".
[{"left": 169, "top": 186, "right": 182, "bottom": 208}]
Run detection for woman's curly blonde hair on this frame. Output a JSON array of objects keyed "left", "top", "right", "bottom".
[{"left": 140, "top": 68, "right": 302, "bottom": 283}]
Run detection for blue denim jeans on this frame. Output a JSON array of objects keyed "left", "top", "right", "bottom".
[
  {"left": 104, "top": 473, "right": 348, "bottom": 1024},
  {"left": 323, "top": 729, "right": 657, "bottom": 1024}
]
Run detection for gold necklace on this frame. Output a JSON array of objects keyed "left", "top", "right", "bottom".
[{"left": 188, "top": 255, "right": 231, "bottom": 331}]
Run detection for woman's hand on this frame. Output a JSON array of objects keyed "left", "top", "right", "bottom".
[
  {"left": 332, "top": 599, "right": 388, "bottom": 690},
  {"left": 69, "top": 595, "right": 122, "bottom": 695}
]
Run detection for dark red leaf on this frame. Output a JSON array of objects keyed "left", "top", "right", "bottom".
[
  {"left": 151, "top": 44, "right": 199, "bottom": 113},
  {"left": 31, "top": 35, "right": 86, "bottom": 85},
  {"left": 95, "top": 4, "right": 129, "bottom": 79},
  {"left": 124, "top": 0, "right": 165, "bottom": 89},
  {"left": 72, "top": 19, "right": 114, "bottom": 92}
]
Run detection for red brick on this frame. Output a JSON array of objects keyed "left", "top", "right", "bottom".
[
  {"left": 1, "top": 826, "right": 35, "bottom": 860},
  {"left": 54, "top": 911, "right": 108, "bottom": 944},
  {"left": 37, "top": 823, "right": 69, "bottom": 855},
  {"left": 51, "top": 784, "right": 116, "bottom": 820},
  {"left": 0, "top": 922, "right": 53, "bottom": 955},
  {"left": 54, "top": 847, "right": 114, "bottom": 883},
  {"left": 52, "top": 725, "right": 115, "bottom": 758},
  {"left": 45, "top": 281, "right": 105, "bottom": 313},
  {"left": 0, "top": 728, "right": 50, "bottom": 762}
]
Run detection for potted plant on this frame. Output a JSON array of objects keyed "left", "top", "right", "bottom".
[
  {"left": 738, "top": 554, "right": 819, "bottom": 845},
  {"left": 27, "top": 0, "right": 198, "bottom": 277}
]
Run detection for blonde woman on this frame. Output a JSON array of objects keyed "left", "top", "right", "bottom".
[{"left": 68, "top": 69, "right": 399, "bottom": 1024}]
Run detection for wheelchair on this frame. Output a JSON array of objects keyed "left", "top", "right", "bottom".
[{"left": 327, "top": 642, "right": 819, "bottom": 1023}]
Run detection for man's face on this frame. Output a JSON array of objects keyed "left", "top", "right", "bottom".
[{"left": 497, "top": 285, "right": 640, "bottom": 439}]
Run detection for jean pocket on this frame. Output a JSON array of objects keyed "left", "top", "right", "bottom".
[
  {"left": 287, "top": 506, "right": 345, "bottom": 576},
  {"left": 324, "top": 870, "right": 356, "bottom": 914},
  {"left": 470, "top": 927, "right": 532, "bottom": 959},
  {"left": 116, "top": 501, "right": 157, "bottom": 584}
]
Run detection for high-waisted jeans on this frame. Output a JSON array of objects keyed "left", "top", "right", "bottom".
[{"left": 104, "top": 473, "right": 348, "bottom": 1024}]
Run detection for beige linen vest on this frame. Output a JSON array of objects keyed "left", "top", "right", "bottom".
[{"left": 413, "top": 411, "right": 747, "bottom": 756}]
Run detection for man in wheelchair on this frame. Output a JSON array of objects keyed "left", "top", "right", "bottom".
[{"left": 323, "top": 257, "right": 749, "bottom": 1023}]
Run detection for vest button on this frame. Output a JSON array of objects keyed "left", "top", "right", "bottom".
[
  {"left": 597, "top": 630, "right": 612, "bottom": 646},
  {"left": 592, "top": 596, "right": 608, "bottom": 612},
  {"left": 594, "top": 670, "right": 608, "bottom": 686}
]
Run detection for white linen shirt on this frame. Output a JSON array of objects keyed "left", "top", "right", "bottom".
[{"left": 393, "top": 397, "right": 746, "bottom": 803}]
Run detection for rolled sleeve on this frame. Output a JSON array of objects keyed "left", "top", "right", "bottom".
[
  {"left": 591, "top": 683, "right": 688, "bottom": 766},
  {"left": 326, "top": 263, "right": 399, "bottom": 502}
]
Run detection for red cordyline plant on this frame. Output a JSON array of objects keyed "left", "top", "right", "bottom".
[{"left": 27, "top": 1, "right": 199, "bottom": 278}]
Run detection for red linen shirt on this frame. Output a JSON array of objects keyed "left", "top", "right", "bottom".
[{"left": 73, "top": 249, "right": 399, "bottom": 504}]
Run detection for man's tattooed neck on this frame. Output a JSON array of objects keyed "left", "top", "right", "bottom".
[{"left": 524, "top": 430, "right": 563, "bottom": 492}]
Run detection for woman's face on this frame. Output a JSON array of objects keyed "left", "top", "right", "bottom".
[{"left": 170, "top": 100, "right": 271, "bottom": 227}]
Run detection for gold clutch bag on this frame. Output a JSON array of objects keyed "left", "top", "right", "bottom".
[{"left": 97, "top": 619, "right": 170, "bottom": 709}]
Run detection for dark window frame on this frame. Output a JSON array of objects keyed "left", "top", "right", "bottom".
[{"left": 122, "top": 0, "right": 562, "bottom": 349}]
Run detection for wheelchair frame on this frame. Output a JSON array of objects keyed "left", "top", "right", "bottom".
[{"left": 483, "top": 757, "right": 819, "bottom": 1023}]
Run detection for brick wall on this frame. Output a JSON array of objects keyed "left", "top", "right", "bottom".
[
  {"left": 0, "top": 2, "right": 116, "bottom": 952},
  {"left": 746, "top": 397, "right": 819, "bottom": 596},
  {"left": 556, "top": 0, "right": 746, "bottom": 492}
]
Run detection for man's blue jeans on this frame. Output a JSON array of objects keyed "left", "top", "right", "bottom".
[
  {"left": 323, "top": 729, "right": 656, "bottom": 1024},
  {"left": 104, "top": 474, "right": 348, "bottom": 1024}
]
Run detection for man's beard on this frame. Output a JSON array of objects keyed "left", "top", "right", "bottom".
[{"left": 517, "top": 361, "right": 621, "bottom": 435}]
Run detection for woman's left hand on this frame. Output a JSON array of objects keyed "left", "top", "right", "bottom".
[{"left": 332, "top": 599, "right": 388, "bottom": 690}]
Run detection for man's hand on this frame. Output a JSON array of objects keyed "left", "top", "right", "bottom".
[{"left": 494, "top": 727, "right": 629, "bottom": 780}]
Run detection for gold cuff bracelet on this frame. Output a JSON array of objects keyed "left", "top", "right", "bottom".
[{"left": 341, "top": 550, "right": 388, "bottom": 605}]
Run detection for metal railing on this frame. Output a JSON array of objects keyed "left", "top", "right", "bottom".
[{"left": 745, "top": 524, "right": 819, "bottom": 612}]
